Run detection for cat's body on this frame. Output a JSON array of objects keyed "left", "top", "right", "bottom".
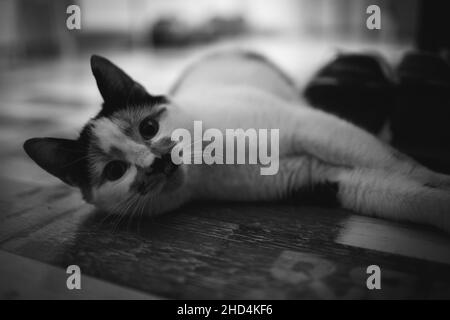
[{"left": 24, "top": 51, "right": 450, "bottom": 233}]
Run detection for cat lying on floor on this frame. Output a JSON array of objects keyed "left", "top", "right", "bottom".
[{"left": 23, "top": 51, "right": 450, "bottom": 233}]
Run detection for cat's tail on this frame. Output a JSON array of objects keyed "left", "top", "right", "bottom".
[{"left": 330, "top": 168, "right": 450, "bottom": 233}]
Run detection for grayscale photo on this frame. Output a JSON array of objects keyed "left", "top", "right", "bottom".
[{"left": 0, "top": 0, "right": 449, "bottom": 303}]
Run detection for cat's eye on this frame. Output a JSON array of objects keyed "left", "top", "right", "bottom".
[
  {"left": 104, "top": 161, "right": 128, "bottom": 181},
  {"left": 139, "top": 117, "right": 159, "bottom": 140}
]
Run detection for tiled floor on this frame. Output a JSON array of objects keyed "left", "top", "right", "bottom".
[{"left": 1, "top": 36, "right": 450, "bottom": 299}]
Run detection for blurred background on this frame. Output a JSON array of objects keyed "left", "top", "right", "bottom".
[
  {"left": 0, "top": 0, "right": 426, "bottom": 67},
  {"left": 0, "top": 0, "right": 449, "bottom": 185}
]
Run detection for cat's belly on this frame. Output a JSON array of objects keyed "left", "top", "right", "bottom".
[{"left": 185, "top": 156, "right": 311, "bottom": 202}]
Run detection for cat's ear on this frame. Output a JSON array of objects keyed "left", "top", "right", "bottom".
[
  {"left": 23, "top": 138, "right": 86, "bottom": 187},
  {"left": 90, "top": 55, "right": 149, "bottom": 110}
]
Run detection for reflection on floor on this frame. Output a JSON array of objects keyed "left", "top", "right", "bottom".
[{"left": 1, "top": 37, "right": 450, "bottom": 299}]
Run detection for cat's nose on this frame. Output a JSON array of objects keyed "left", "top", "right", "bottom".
[{"left": 147, "top": 153, "right": 178, "bottom": 176}]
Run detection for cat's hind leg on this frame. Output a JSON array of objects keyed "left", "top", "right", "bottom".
[
  {"left": 272, "top": 155, "right": 450, "bottom": 233},
  {"left": 323, "top": 167, "right": 450, "bottom": 234},
  {"left": 292, "top": 107, "right": 450, "bottom": 190}
]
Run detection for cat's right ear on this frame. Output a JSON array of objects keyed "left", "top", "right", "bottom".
[
  {"left": 90, "top": 55, "right": 148, "bottom": 109},
  {"left": 23, "top": 138, "right": 86, "bottom": 187}
]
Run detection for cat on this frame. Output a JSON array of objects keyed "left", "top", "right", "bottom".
[{"left": 24, "top": 51, "right": 450, "bottom": 233}]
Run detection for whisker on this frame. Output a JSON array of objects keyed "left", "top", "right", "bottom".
[{"left": 112, "top": 195, "right": 136, "bottom": 232}]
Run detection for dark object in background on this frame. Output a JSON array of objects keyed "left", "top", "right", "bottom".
[
  {"left": 303, "top": 53, "right": 394, "bottom": 135},
  {"left": 417, "top": 1, "right": 450, "bottom": 52},
  {"left": 150, "top": 16, "right": 247, "bottom": 47},
  {"left": 391, "top": 52, "right": 450, "bottom": 173}
]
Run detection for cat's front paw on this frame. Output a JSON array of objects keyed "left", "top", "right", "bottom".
[
  {"left": 415, "top": 169, "right": 450, "bottom": 191},
  {"left": 428, "top": 175, "right": 450, "bottom": 191}
]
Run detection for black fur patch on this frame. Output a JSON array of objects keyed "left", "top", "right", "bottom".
[{"left": 288, "top": 181, "right": 340, "bottom": 208}]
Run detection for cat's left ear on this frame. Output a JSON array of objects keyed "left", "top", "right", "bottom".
[
  {"left": 90, "top": 55, "right": 150, "bottom": 111},
  {"left": 23, "top": 138, "right": 87, "bottom": 187}
]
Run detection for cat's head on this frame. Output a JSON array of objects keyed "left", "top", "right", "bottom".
[{"left": 24, "top": 55, "right": 186, "bottom": 214}]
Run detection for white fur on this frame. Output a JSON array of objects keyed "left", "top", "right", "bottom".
[
  {"left": 92, "top": 118, "right": 155, "bottom": 167},
  {"left": 168, "top": 52, "right": 450, "bottom": 233},
  {"left": 93, "top": 166, "right": 137, "bottom": 211}
]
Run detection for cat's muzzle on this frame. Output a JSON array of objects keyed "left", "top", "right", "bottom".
[{"left": 148, "top": 153, "right": 178, "bottom": 176}]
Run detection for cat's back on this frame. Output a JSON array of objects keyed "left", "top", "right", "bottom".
[{"left": 170, "top": 51, "right": 300, "bottom": 103}]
